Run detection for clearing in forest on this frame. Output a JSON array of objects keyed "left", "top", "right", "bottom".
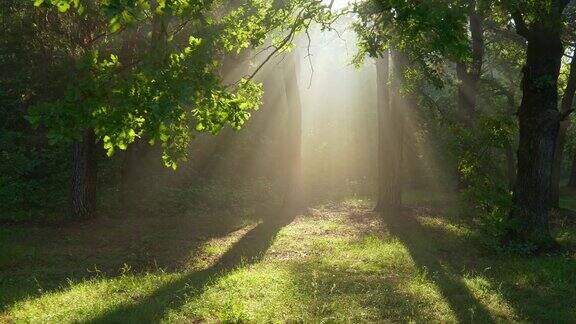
[{"left": 1, "top": 197, "right": 576, "bottom": 323}]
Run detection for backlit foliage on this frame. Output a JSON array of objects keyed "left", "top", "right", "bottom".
[{"left": 28, "top": 0, "right": 334, "bottom": 168}]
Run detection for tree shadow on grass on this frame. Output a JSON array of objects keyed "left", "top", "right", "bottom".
[
  {"left": 380, "top": 206, "right": 495, "bottom": 323},
  {"left": 0, "top": 198, "right": 269, "bottom": 313},
  {"left": 86, "top": 207, "right": 297, "bottom": 323},
  {"left": 382, "top": 202, "right": 576, "bottom": 323},
  {"left": 487, "top": 253, "right": 576, "bottom": 322}
]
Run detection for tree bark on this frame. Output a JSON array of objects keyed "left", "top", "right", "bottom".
[
  {"left": 568, "top": 153, "right": 576, "bottom": 188},
  {"left": 550, "top": 53, "right": 576, "bottom": 207},
  {"left": 509, "top": 24, "right": 566, "bottom": 248},
  {"left": 374, "top": 51, "right": 404, "bottom": 214},
  {"left": 281, "top": 52, "right": 304, "bottom": 211},
  {"left": 70, "top": 129, "right": 97, "bottom": 219},
  {"left": 505, "top": 142, "right": 516, "bottom": 190}
]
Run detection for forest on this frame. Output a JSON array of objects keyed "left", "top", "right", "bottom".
[{"left": 1, "top": 0, "right": 576, "bottom": 322}]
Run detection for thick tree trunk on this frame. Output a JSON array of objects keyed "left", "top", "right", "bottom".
[
  {"left": 550, "top": 54, "right": 576, "bottom": 207},
  {"left": 281, "top": 53, "right": 303, "bottom": 211},
  {"left": 71, "top": 129, "right": 97, "bottom": 219},
  {"left": 509, "top": 28, "right": 565, "bottom": 248},
  {"left": 374, "top": 51, "right": 404, "bottom": 214}
]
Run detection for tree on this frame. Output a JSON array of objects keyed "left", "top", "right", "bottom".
[
  {"left": 281, "top": 51, "right": 304, "bottom": 211},
  {"left": 3, "top": 0, "right": 109, "bottom": 219},
  {"left": 374, "top": 51, "right": 405, "bottom": 213},
  {"left": 550, "top": 51, "right": 576, "bottom": 208},
  {"left": 507, "top": 0, "right": 573, "bottom": 248},
  {"left": 353, "top": 0, "right": 469, "bottom": 214},
  {"left": 353, "top": 0, "right": 575, "bottom": 250},
  {"left": 456, "top": 0, "right": 484, "bottom": 128},
  {"left": 455, "top": 0, "right": 485, "bottom": 188},
  {"left": 70, "top": 129, "right": 98, "bottom": 218},
  {"left": 29, "top": 0, "right": 335, "bottom": 218},
  {"left": 374, "top": 54, "right": 392, "bottom": 211}
]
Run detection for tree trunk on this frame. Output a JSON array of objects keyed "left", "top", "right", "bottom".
[
  {"left": 71, "top": 129, "right": 97, "bottom": 219},
  {"left": 509, "top": 27, "right": 565, "bottom": 248},
  {"left": 550, "top": 53, "right": 576, "bottom": 208},
  {"left": 505, "top": 90, "right": 517, "bottom": 190},
  {"left": 455, "top": 2, "right": 483, "bottom": 187},
  {"left": 456, "top": 8, "right": 482, "bottom": 126},
  {"left": 374, "top": 51, "right": 404, "bottom": 214},
  {"left": 281, "top": 53, "right": 303, "bottom": 211},
  {"left": 568, "top": 154, "right": 576, "bottom": 188},
  {"left": 150, "top": 1, "right": 168, "bottom": 54},
  {"left": 455, "top": 25, "right": 483, "bottom": 124},
  {"left": 505, "top": 143, "right": 516, "bottom": 190}
]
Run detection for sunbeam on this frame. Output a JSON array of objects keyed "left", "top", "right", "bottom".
[{"left": 3, "top": 0, "right": 576, "bottom": 322}]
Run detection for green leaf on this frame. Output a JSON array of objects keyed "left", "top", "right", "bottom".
[
  {"left": 189, "top": 36, "right": 202, "bottom": 46},
  {"left": 56, "top": 0, "right": 70, "bottom": 12},
  {"left": 109, "top": 17, "right": 122, "bottom": 32}
]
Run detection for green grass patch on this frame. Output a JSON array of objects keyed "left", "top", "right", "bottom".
[{"left": 2, "top": 195, "right": 576, "bottom": 322}]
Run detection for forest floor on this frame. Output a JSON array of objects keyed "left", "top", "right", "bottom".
[{"left": 1, "top": 191, "right": 576, "bottom": 323}]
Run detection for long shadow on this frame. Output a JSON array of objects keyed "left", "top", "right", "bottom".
[
  {"left": 380, "top": 207, "right": 496, "bottom": 323},
  {"left": 0, "top": 198, "right": 265, "bottom": 313},
  {"left": 380, "top": 202, "right": 576, "bottom": 323},
  {"left": 86, "top": 208, "right": 297, "bottom": 323}
]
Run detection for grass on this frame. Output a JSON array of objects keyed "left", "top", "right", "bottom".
[{"left": 1, "top": 193, "right": 576, "bottom": 323}]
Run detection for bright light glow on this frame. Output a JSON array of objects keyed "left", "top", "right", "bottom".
[{"left": 323, "top": 0, "right": 350, "bottom": 10}]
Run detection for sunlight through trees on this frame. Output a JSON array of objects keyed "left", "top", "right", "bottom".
[{"left": 2, "top": 0, "right": 576, "bottom": 322}]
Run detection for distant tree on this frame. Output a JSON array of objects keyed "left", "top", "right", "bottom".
[
  {"left": 1, "top": 0, "right": 107, "bottom": 219},
  {"left": 353, "top": 0, "right": 469, "bottom": 214},
  {"left": 456, "top": 0, "right": 484, "bottom": 129},
  {"left": 374, "top": 53, "right": 392, "bottom": 212},
  {"left": 373, "top": 51, "right": 406, "bottom": 214},
  {"left": 28, "top": 0, "right": 334, "bottom": 218},
  {"left": 353, "top": 0, "right": 575, "bottom": 250},
  {"left": 281, "top": 51, "right": 304, "bottom": 211},
  {"left": 455, "top": 0, "right": 485, "bottom": 189}
]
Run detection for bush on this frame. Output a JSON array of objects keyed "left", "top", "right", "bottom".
[{"left": 0, "top": 130, "right": 70, "bottom": 223}]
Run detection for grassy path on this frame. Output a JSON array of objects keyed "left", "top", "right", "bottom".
[{"left": 1, "top": 199, "right": 576, "bottom": 323}]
